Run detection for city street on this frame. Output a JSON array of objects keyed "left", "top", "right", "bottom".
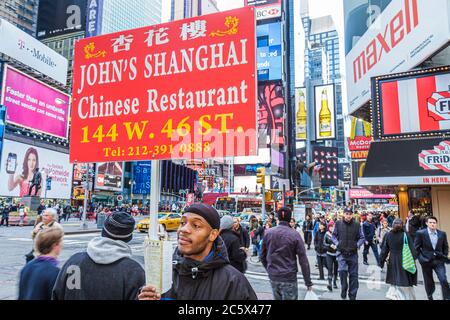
[{"left": 1, "top": 221, "right": 447, "bottom": 300}]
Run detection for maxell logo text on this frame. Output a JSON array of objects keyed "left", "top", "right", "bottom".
[{"left": 353, "top": 0, "right": 418, "bottom": 83}]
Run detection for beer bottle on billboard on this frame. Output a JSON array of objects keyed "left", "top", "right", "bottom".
[
  {"left": 296, "top": 90, "right": 307, "bottom": 139},
  {"left": 319, "top": 88, "right": 332, "bottom": 137}
]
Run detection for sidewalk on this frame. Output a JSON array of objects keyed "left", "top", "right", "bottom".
[{"left": 59, "top": 220, "right": 101, "bottom": 235}]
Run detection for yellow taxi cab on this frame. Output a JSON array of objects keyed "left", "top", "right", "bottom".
[{"left": 136, "top": 212, "right": 182, "bottom": 232}]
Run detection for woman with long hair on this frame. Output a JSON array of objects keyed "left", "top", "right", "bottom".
[
  {"left": 379, "top": 218, "right": 418, "bottom": 300},
  {"left": 8, "top": 148, "right": 43, "bottom": 197}
]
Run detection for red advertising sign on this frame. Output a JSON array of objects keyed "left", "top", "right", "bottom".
[
  {"left": 374, "top": 67, "right": 450, "bottom": 139},
  {"left": 347, "top": 136, "right": 372, "bottom": 151},
  {"left": 70, "top": 7, "right": 257, "bottom": 163}
]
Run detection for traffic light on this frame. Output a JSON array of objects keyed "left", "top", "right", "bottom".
[
  {"left": 256, "top": 167, "right": 265, "bottom": 186},
  {"left": 265, "top": 190, "right": 272, "bottom": 201}
]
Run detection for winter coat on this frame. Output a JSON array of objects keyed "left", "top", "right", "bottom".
[
  {"left": 260, "top": 221, "right": 312, "bottom": 285},
  {"left": 377, "top": 226, "right": 391, "bottom": 246},
  {"left": 52, "top": 237, "right": 145, "bottom": 300},
  {"left": 380, "top": 231, "right": 418, "bottom": 287},
  {"left": 162, "top": 237, "right": 257, "bottom": 300},
  {"left": 219, "top": 229, "right": 247, "bottom": 273},
  {"left": 19, "top": 256, "right": 60, "bottom": 300},
  {"left": 314, "top": 230, "right": 327, "bottom": 255},
  {"left": 251, "top": 225, "right": 264, "bottom": 245},
  {"left": 235, "top": 223, "right": 250, "bottom": 248},
  {"left": 324, "top": 231, "right": 337, "bottom": 256},
  {"left": 363, "top": 220, "right": 377, "bottom": 243},
  {"left": 302, "top": 220, "right": 313, "bottom": 233}
]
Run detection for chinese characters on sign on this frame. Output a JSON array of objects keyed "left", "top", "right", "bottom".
[{"left": 70, "top": 7, "right": 257, "bottom": 163}]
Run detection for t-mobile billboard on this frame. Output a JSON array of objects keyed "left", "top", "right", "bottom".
[
  {"left": 0, "top": 139, "right": 73, "bottom": 199},
  {"left": 1, "top": 65, "right": 70, "bottom": 139}
]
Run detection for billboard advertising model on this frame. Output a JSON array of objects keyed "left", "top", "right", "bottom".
[
  {"left": 1, "top": 65, "right": 70, "bottom": 139},
  {"left": 0, "top": 139, "right": 73, "bottom": 199}
]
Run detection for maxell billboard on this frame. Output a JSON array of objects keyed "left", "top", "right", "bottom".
[
  {"left": 37, "top": 0, "right": 87, "bottom": 39},
  {"left": 345, "top": 0, "right": 450, "bottom": 114}
]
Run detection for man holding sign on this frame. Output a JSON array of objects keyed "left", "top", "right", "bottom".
[{"left": 138, "top": 204, "right": 257, "bottom": 300}]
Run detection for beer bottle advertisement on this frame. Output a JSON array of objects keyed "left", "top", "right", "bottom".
[
  {"left": 315, "top": 84, "right": 335, "bottom": 140},
  {"left": 295, "top": 87, "right": 307, "bottom": 141}
]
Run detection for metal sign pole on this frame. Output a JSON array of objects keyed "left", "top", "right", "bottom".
[{"left": 148, "top": 160, "right": 161, "bottom": 240}]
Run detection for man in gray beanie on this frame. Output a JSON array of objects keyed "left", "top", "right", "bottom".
[
  {"left": 219, "top": 215, "right": 248, "bottom": 273},
  {"left": 52, "top": 211, "right": 145, "bottom": 300}
]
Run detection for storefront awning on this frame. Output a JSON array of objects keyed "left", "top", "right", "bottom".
[{"left": 359, "top": 138, "right": 450, "bottom": 186}]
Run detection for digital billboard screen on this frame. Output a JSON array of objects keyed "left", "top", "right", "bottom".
[
  {"left": 95, "top": 162, "right": 123, "bottom": 191},
  {"left": 314, "top": 84, "right": 336, "bottom": 140},
  {"left": 0, "top": 139, "right": 73, "bottom": 199},
  {"left": 257, "top": 22, "right": 282, "bottom": 81},
  {"left": 1, "top": 65, "right": 70, "bottom": 139},
  {"left": 37, "top": 0, "right": 87, "bottom": 39},
  {"left": 132, "top": 161, "right": 151, "bottom": 194}
]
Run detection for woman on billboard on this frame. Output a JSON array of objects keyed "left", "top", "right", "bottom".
[{"left": 7, "top": 147, "right": 43, "bottom": 197}]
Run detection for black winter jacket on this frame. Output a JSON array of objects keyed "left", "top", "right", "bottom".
[
  {"left": 52, "top": 237, "right": 145, "bottom": 300},
  {"left": 314, "top": 230, "right": 327, "bottom": 255},
  {"left": 219, "top": 229, "right": 247, "bottom": 273},
  {"left": 162, "top": 237, "right": 257, "bottom": 300},
  {"left": 235, "top": 223, "right": 250, "bottom": 248}
]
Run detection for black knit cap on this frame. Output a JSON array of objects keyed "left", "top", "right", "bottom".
[
  {"left": 277, "top": 206, "right": 292, "bottom": 222},
  {"left": 102, "top": 211, "right": 135, "bottom": 243},
  {"left": 183, "top": 203, "right": 220, "bottom": 230}
]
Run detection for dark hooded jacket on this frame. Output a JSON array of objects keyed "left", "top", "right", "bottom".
[
  {"left": 162, "top": 237, "right": 257, "bottom": 300},
  {"left": 52, "top": 237, "right": 145, "bottom": 300}
]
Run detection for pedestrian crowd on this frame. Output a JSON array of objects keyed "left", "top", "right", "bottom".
[{"left": 15, "top": 203, "right": 449, "bottom": 301}]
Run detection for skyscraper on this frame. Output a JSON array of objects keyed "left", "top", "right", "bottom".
[
  {"left": 170, "top": 0, "right": 219, "bottom": 21},
  {"left": 39, "top": 0, "right": 163, "bottom": 88},
  {"left": 101, "top": 0, "right": 162, "bottom": 34},
  {"left": 0, "top": 0, "right": 38, "bottom": 36}
]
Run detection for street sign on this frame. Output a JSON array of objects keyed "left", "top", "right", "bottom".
[
  {"left": 70, "top": 7, "right": 257, "bottom": 163},
  {"left": 116, "top": 195, "right": 123, "bottom": 201},
  {"left": 46, "top": 177, "right": 52, "bottom": 190}
]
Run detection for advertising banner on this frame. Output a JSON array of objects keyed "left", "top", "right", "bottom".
[
  {"left": 345, "top": 0, "right": 450, "bottom": 114},
  {"left": 295, "top": 87, "right": 307, "bottom": 141},
  {"left": 85, "top": 0, "right": 103, "bottom": 37},
  {"left": 37, "top": 0, "right": 87, "bottom": 39},
  {"left": 0, "top": 139, "right": 72, "bottom": 199},
  {"left": 373, "top": 67, "right": 450, "bottom": 139},
  {"left": 312, "top": 146, "right": 338, "bottom": 187},
  {"left": 349, "top": 188, "right": 395, "bottom": 199},
  {"left": 95, "top": 162, "right": 123, "bottom": 191},
  {"left": 246, "top": 0, "right": 282, "bottom": 21},
  {"left": 132, "top": 161, "right": 151, "bottom": 194},
  {"left": 257, "top": 22, "right": 282, "bottom": 81},
  {"left": 314, "top": 84, "right": 335, "bottom": 140},
  {"left": 257, "top": 82, "right": 285, "bottom": 148},
  {"left": 70, "top": 7, "right": 257, "bottom": 163},
  {"left": 1, "top": 65, "right": 70, "bottom": 139},
  {"left": 352, "top": 160, "right": 366, "bottom": 186},
  {"left": 0, "top": 19, "right": 68, "bottom": 85}
]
